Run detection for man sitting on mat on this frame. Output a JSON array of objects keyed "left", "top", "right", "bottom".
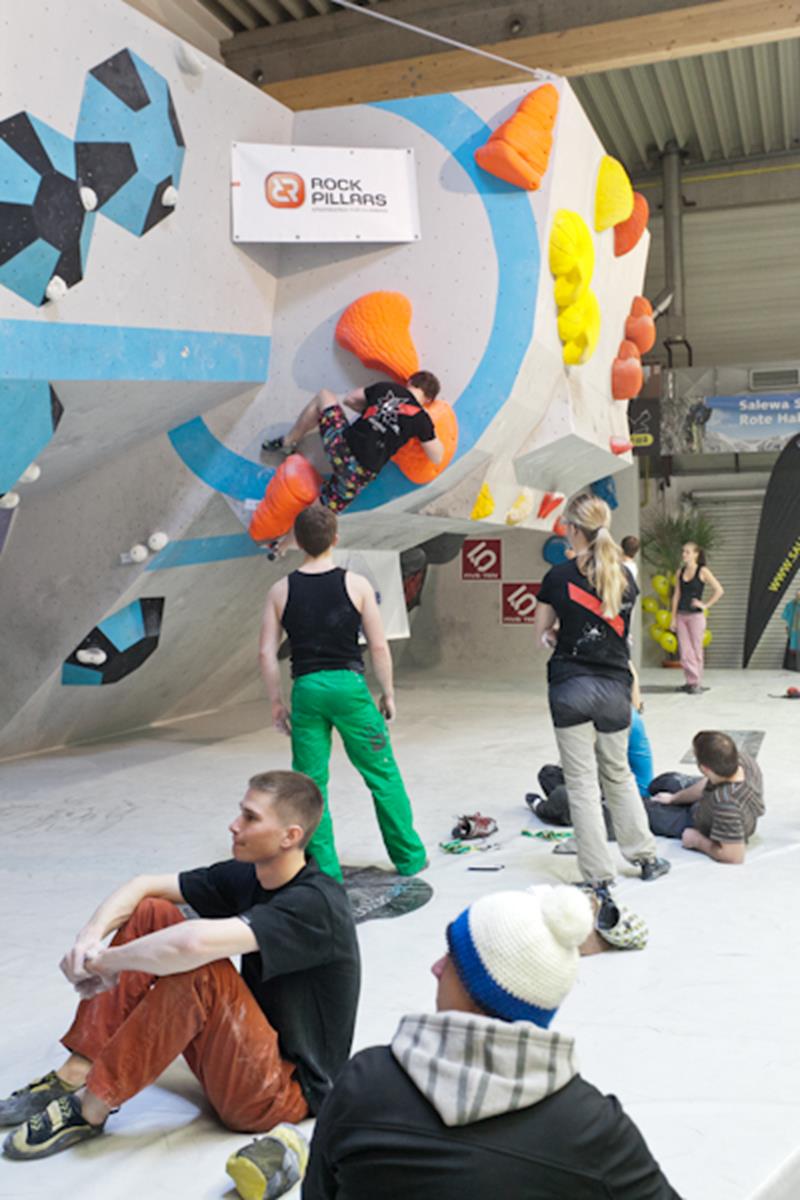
[{"left": 1, "top": 770, "right": 360, "bottom": 1176}]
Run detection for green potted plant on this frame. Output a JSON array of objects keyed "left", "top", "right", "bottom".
[{"left": 640, "top": 510, "right": 718, "bottom": 666}]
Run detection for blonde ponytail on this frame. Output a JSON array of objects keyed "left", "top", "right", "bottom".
[{"left": 563, "top": 493, "right": 627, "bottom": 618}]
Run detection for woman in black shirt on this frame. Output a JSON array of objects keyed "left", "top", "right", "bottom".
[
  {"left": 532, "top": 493, "right": 670, "bottom": 891},
  {"left": 670, "top": 542, "right": 724, "bottom": 694}
]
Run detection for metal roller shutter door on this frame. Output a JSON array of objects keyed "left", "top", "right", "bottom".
[{"left": 694, "top": 491, "right": 786, "bottom": 669}]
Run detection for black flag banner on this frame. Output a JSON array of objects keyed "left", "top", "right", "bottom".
[{"left": 743, "top": 434, "right": 800, "bottom": 666}]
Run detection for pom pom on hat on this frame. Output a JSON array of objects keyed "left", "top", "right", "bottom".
[{"left": 447, "top": 887, "right": 592, "bottom": 1028}]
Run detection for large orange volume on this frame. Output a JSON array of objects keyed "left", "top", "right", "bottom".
[
  {"left": 392, "top": 399, "right": 459, "bottom": 484},
  {"left": 335, "top": 291, "right": 420, "bottom": 383},
  {"left": 249, "top": 455, "right": 322, "bottom": 542},
  {"left": 474, "top": 83, "right": 559, "bottom": 191}
]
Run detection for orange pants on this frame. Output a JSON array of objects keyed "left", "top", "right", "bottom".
[{"left": 61, "top": 898, "right": 308, "bottom": 1132}]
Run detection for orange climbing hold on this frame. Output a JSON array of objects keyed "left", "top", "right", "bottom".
[
  {"left": 249, "top": 455, "right": 322, "bottom": 542},
  {"left": 611, "top": 340, "right": 643, "bottom": 401},
  {"left": 553, "top": 518, "right": 568, "bottom": 537},
  {"left": 610, "top": 436, "right": 633, "bottom": 456},
  {"left": 335, "top": 291, "right": 419, "bottom": 383},
  {"left": 392, "top": 399, "right": 459, "bottom": 484},
  {"left": 614, "top": 192, "right": 650, "bottom": 257},
  {"left": 474, "top": 83, "right": 559, "bottom": 191},
  {"left": 625, "top": 309, "right": 656, "bottom": 355},
  {"left": 537, "top": 491, "right": 564, "bottom": 519}
]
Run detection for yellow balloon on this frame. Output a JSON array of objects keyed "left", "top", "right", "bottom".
[
  {"left": 669, "top": 571, "right": 677, "bottom": 586},
  {"left": 660, "top": 631, "right": 678, "bottom": 654},
  {"left": 648, "top": 623, "right": 662, "bottom": 642},
  {"left": 642, "top": 595, "right": 659, "bottom": 614},
  {"left": 652, "top": 574, "right": 670, "bottom": 598},
  {"left": 655, "top": 609, "right": 671, "bottom": 629},
  {"left": 703, "top": 628, "right": 713, "bottom": 647}
]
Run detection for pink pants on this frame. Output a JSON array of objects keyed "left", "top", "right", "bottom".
[{"left": 676, "top": 611, "right": 706, "bottom": 686}]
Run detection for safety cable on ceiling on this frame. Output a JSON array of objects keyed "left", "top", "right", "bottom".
[{"left": 328, "top": 0, "right": 551, "bottom": 81}]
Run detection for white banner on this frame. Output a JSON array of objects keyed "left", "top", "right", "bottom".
[
  {"left": 231, "top": 142, "right": 421, "bottom": 244},
  {"left": 333, "top": 550, "right": 410, "bottom": 642}
]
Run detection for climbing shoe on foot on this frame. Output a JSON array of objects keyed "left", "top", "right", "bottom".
[
  {"left": 226, "top": 1123, "right": 309, "bottom": 1200},
  {"left": 637, "top": 857, "right": 671, "bottom": 882},
  {"left": 0, "top": 1071, "right": 79, "bottom": 1126},
  {"left": 3, "top": 1094, "right": 105, "bottom": 1159}
]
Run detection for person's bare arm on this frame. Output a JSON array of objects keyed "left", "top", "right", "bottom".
[
  {"left": 421, "top": 436, "right": 445, "bottom": 465},
  {"left": 258, "top": 579, "right": 291, "bottom": 735},
  {"left": 532, "top": 600, "right": 558, "bottom": 651},
  {"left": 342, "top": 388, "right": 367, "bottom": 414},
  {"left": 61, "top": 873, "right": 184, "bottom": 986},
  {"left": 697, "top": 567, "right": 724, "bottom": 612},
  {"left": 84, "top": 915, "right": 259, "bottom": 990},
  {"left": 650, "top": 777, "right": 707, "bottom": 806},
  {"left": 670, "top": 571, "right": 681, "bottom": 630},
  {"left": 351, "top": 574, "right": 396, "bottom": 720},
  {"left": 681, "top": 828, "right": 745, "bottom": 864}
]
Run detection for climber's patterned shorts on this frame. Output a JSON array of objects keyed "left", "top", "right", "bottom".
[{"left": 318, "top": 404, "right": 377, "bottom": 513}]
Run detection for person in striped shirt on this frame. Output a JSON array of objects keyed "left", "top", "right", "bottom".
[{"left": 647, "top": 731, "right": 764, "bottom": 864}]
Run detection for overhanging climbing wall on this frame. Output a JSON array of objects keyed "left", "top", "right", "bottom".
[{"left": 0, "top": 0, "right": 650, "bottom": 759}]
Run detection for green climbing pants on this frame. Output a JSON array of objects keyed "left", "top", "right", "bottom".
[{"left": 290, "top": 669, "right": 427, "bottom": 881}]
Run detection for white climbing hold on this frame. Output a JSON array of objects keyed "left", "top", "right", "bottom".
[
  {"left": 175, "top": 42, "right": 206, "bottom": 76},
  {"left": 147, "top": 531, "right": 169, "bottom": 553},
  {"left": 76, "top": 647, "right": 108, "bottom": 667},
  {"left": 162, "top": 185, "right": 178, "bottom": 207},
  {"left": 45, "top": 275, "right": 68, "bottom": 303},
  {"left": 0, "top": 492, "right": 20, "bottom": 510},
  {"left": 119, "top": 543, "right": 149, "bottom": 565},
  {"left": 19, "top": 462, "right": 41, "bottom": 483},
  {"left": 79, "top": 186, "right": 98, "bottom": 211}
]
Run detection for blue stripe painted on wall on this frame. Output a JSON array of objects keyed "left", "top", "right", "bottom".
[
  {"left": 168, "top": 419, "right": 273, "bottom": 501},
  {"left": 348, "top": 93, "right": 539, "bottom": 513},
  {"left": 0, "top": 321, "right": 270, "bottom": 383},
  {"left": 165, "top": 93, "right": 537, "bottom": 515},
  {"left": 62, "top": 662, "right": 103, "bottom": 687},
  {"left": 98, "top": 602, "right": 147, "bottom": 652},
  {"left": 146, "top": 533, "right": 266, "bottom": 569}
]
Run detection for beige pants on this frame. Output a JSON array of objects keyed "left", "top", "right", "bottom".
[{"left": 555, "top": 722, "right": 657, "bottom": 884}]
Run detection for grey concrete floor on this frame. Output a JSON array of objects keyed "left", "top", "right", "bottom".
[{"left": 0, "top": 668, "right": 799, "bottom": 1199}]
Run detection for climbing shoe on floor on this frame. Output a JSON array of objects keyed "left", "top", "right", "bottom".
[
  {"left": 0, "top": 1071, "right": 79, "bottom": 1126},
  {"left": 451, "top": 813, "right": 498, "bottom": 840},
  {"left": 637, "top": 856, "right": 671, "bottom": 882},
  {"left": 226, "top": 1123, "right": 309, "bottom": 1200},
  {"left": 3, "top": 1094, "right": 105, "bottom": 1159}
]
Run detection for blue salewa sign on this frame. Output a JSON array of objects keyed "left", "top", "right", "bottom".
[{"left": 701, "top": 393, "right": 800, "bottom": 451}]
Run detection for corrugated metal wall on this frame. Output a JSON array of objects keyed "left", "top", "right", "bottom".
[
  {"left": 694, "top": 492, "right": 787, "bottom": 670},
  {"left": 644, "top": 202, "right": 800, "bottom": 366}
]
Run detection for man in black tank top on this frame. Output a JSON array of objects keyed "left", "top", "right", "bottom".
[{"left": 259, "top": 507, "right": 427, "bottom": 881}]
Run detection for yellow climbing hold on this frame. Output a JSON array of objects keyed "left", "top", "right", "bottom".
[
  {"left": 557, "top": 289, "right": 601, "bottom": 365},
  {"left": 470, "top": 483, "right": 495, "bottom": 520},
  {"left": 548, "top": 210, "right": 594, "bottom": 308},
  {"left": 505, "top": 489, "right": 535, "bottom": 526},
  {"left": 594, "top": 155, "right": 634, "bottom": 232}
]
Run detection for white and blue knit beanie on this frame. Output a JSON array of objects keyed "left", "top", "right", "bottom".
[{"left": 446, "top": 886, "right": 593, "bottom": 1028}]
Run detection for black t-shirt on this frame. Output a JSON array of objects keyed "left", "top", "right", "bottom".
[
  {"left": 344, "top": 382, "right": 436, "bottom": 473},
  {"left": 537, "top": 559, "right": 637, "bottom": 684},
  {"left": 179, "top": 857, "right": 360, "bottom": 1114}
]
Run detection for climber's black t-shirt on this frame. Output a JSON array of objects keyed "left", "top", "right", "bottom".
[
  {"left": 344, "top": 382, "right": 435, "bottom": 473},
  {"left": 537, "top": 559, "right": 638, "bottom": 684}
]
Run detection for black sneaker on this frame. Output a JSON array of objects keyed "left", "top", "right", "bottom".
[
  {"left": 524, "top": 793, "right": 544, "bottom": 815},
  {"left": 637, "top": 857, "right": 671, "bottom": 882},
  {"left": 3, "top": 1094, "right": 105, "bottom": 1160},
  {"left": 0, "top": 1071, "right": 79, "bottom": 1126}
]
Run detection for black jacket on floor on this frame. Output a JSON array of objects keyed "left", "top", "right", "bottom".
[{"left": 303, "top": 1045, "right": 682, "bottom": 1200}]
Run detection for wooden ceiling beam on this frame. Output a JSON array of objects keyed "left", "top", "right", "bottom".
[{"left": 238, "top": 0, "right": 800, "bottom": 110}]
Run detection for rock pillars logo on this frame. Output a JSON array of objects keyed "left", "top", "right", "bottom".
[{"left": 265, "top": 172, "right": 305, "bottom": 208}]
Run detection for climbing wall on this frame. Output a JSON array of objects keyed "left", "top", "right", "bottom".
[{"left": 0, "top": 0, "right": 650, "bottom": 759}]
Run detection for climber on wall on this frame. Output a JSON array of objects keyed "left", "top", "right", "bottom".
[{"left": 262, "top": 371, "right": 444, "bottom": 514}]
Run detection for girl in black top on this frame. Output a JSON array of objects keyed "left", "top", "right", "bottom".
[
  {"left": 670, "top": 542, "right": 724, "bottom": 694},
  {"left": 532, "top": 492, "right": 669, "bottom": 890}
]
